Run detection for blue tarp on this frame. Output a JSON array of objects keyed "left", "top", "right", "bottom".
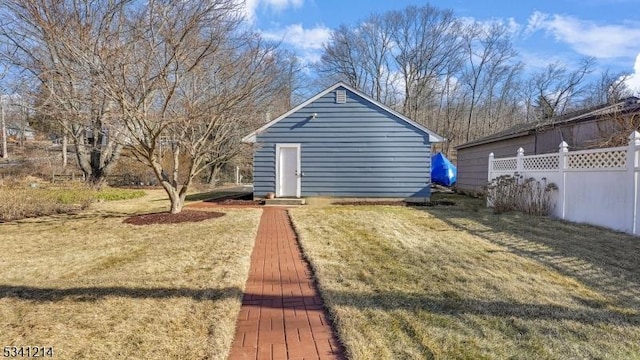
[{"left": 431, "top": 152, "right": 457, "bottom": 187}]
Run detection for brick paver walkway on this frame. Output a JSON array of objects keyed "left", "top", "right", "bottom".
[{"left": 228, "top": 208, "right": 344, "bottom": 360}]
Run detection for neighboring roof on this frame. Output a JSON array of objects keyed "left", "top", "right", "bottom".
[
  {"left": 242, "top": 82, "right": 444, "bottom": 143},
  {"left": 456, "top": 97, "right": 640, "bottom": 150}
]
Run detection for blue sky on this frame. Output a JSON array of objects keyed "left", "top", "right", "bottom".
[{"left": 243, "top": 0, "right": 640, "bottom": 91}]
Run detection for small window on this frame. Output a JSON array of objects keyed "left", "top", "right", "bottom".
[{"left": 335, "top": 90, "right": 346, "bottom": 104}]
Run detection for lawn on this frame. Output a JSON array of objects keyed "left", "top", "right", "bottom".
[
  {"left": 0, "top": 190, "right": 262, "bottom": 359},
  {"left": 291, "top": 194, "right": 640, "bottom": 359}
]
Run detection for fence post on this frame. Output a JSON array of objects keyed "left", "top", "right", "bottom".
[
  {"left": 516, "top": 148, "right": 524, "bottom": 175},
  {"left": 628, "top": 131, "right": 640, "bottom": 234},
  {"left": 488, "top": 152, "right": 494, "bottom": 182},
  {"left": 558, "top": 141, "right": 568, "bottom": 219}
]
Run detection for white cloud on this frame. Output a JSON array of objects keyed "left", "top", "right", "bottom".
[
  {"left": 624, "top": 53, "right": 640, "bottom": 93},
  {"left": 459, "top": 16, "right": 522, "bottom": 36},
  {"left": 241, "top": 0, "right": 304, "bottom": 23},
  {"left": 526, "top": 11, "right": 640, "bottom": 59},
  {"left": 262, "top": 23, "right": 331, "bottom": 64},
  {"left": 525, "top": 11, "right": 549, "bottom": 34},
  {"left": 262, "top": 23, "right": 330, "bottom": 50},
  {"left": 506, "top": 18, "right": 521, "bottom": 35}
]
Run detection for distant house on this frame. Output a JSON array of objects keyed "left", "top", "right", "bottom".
[
  {"left": 455, "top": 97, "right": 640, "bottom": 192},
  {"left": 6, "top": 121, "right": 36, "bottom": 141},
  {"left": 242, "top": 82, "right": 444, "bottom": 201}
]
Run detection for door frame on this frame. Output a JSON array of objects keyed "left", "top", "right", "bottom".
[{"left": 275, "top": 143, "right": 301, "bottom": 198}]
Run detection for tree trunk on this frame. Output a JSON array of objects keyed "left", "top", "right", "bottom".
[
  {"left": 73, "top": 127, "right": 122, "bottom": 188},
  {"left": 207, "top": 163, "right": 221, "bottom": 185},
  {"left": 62, "top": 134, "right": 68, "bottom": 167},
  {"left": 151, "top": 158, "right": 189, "bottom": 214},
  {"left": 162, "top": 182, "right": 189, "bottom": 214},
  {"left": 1, "top": 103, "right": 7, "bottom": 159},
  {"left": 19, "top": 104, "right": 25, "bottom": 147},
  {"left": 166, "top": 185, "right": 183, "bottom": 214}
]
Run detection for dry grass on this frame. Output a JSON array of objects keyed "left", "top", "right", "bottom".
[
  {"left": 0, "top": 179, "right": 146, "bottom": 221},
  {"left": 0, "top": 189, "right": 261, "bottom": 359},
  {"left": 290, "top": 194, "right": 640, "bottom": 359}
]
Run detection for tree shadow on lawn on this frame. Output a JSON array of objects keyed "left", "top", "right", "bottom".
[
  {"left": 419, "top": 199, "right": 640, "bottom": 310},
  {"left": 0, "top": 285, "right": 242, "bottom": 302},
  {"left": 235, "top": 291, "right": 640, "bottom": 326}
]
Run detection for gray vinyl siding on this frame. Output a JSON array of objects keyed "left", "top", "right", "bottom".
[
  {"left": 455, "top": 118, "right": 612, "bottom": 192},
  {"left": 536, "top": 120, "right": 604, "bottom": 152},
  {"left": 253, "top": 86, "right": 432, "bottom": 198},
  {"left": 456, "top": 136, "right": 534, "bottom": 192},
  {"left": 253, "top": 144, "right": 275, "bottom": 195}
]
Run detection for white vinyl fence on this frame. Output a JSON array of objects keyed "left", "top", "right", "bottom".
[{"left": 488, "top": 131, "right": 640, "bottom": 235}]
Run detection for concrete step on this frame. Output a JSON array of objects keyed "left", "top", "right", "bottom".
[{"left": 264, "top": 198, "right": 306, "bottom": 205}]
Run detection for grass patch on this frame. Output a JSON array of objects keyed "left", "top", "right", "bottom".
[
  {"left": 0, "top": 190, "right": 262, "bottom": 359},
  {"left": 0, "top": 182, "right": 147, "bottom": 221},
  {"left": 95, "top": 188, "right": 146, "bottom": 201},
  {"left": 290, "top": 193, "right": 640, "bottom": 359}
]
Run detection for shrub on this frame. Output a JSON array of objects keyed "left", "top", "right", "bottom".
[
  {"left": 0, "top": 180, "right": 146, "bottom": 221},
  {"left": 0, "top": 189, "right": 80, "bottom": 221},
  {"left": 486, "top": 174, "right": 558, "bottom": 216}
]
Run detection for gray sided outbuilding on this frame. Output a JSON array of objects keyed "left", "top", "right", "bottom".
[
  {"left": 455, "top": 97, "right": 640, "bottom": 192},
  {"left": 243, "top": 82, "right": 443, "bottom": 201}
]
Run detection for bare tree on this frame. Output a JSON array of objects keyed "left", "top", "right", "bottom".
[
  {"left": 386, "top": 5, "right": 464, "bottom": 122},
  {"left": 591, "top": 98, "right": 640, "bottom": 148},
  {"left": 433, "top": 73, "right": 467, "bottom": 155},
  {"left": 206, "top": 50, "right": 303, "bottom": 185},
  {"left": 317, "top": 4, "right": 464, "bottom": 125},
  {"left": 355, "top": 15, "right": 396, "bottom": 103},
  {"left": 583, "top": 69, "right": 633, "bottom": 107},
  {"left": 530, "top": 57, "right": 595, "bottom": 119},
  {"left": 313, "top": 4, "right": 620, "bottom": 152},
  {"left": 460, "top": 22, "right": 521, "bottom": 141},
  {"left": 96, "top": 0, "right": 283, "bottom": 213},
  {"left": 317, "top": 25, "right": 365, "bottom": 89},
  {"left": 1, "top": 0, "right": 128, "bottom": 185}
]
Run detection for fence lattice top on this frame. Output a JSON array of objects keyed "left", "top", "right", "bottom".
[
  {"left": 492, "top": 158, "right": 517, "bottom": 171},
  {"left": 523, "top": 154, "right": 559, "bottom": 170},
  {"left": 566, "top": 149, "right": 627, "bottom": 169}
]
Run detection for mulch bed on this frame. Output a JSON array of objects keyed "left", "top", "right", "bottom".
[
  {"left": 123, "top": 210, "right": 225, "bottom": 225},
  {"left": 332, "top": 200, "right": 456, "bottom": 207}
]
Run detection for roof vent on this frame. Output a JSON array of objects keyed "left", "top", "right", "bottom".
[{"left": 335, "top": 89, "right": 346, "bottom": 104}]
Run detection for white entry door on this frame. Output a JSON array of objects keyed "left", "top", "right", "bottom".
[{"left": 276, "top": 144, "right": 301, "bottom": 197}]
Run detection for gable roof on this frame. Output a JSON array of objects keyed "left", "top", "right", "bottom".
[
  {"left": 455, "top": 97, "right": 640, "bottom": 150},
  {"left": 242, "top": 82, "right": 444, "bottom": 143}
]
